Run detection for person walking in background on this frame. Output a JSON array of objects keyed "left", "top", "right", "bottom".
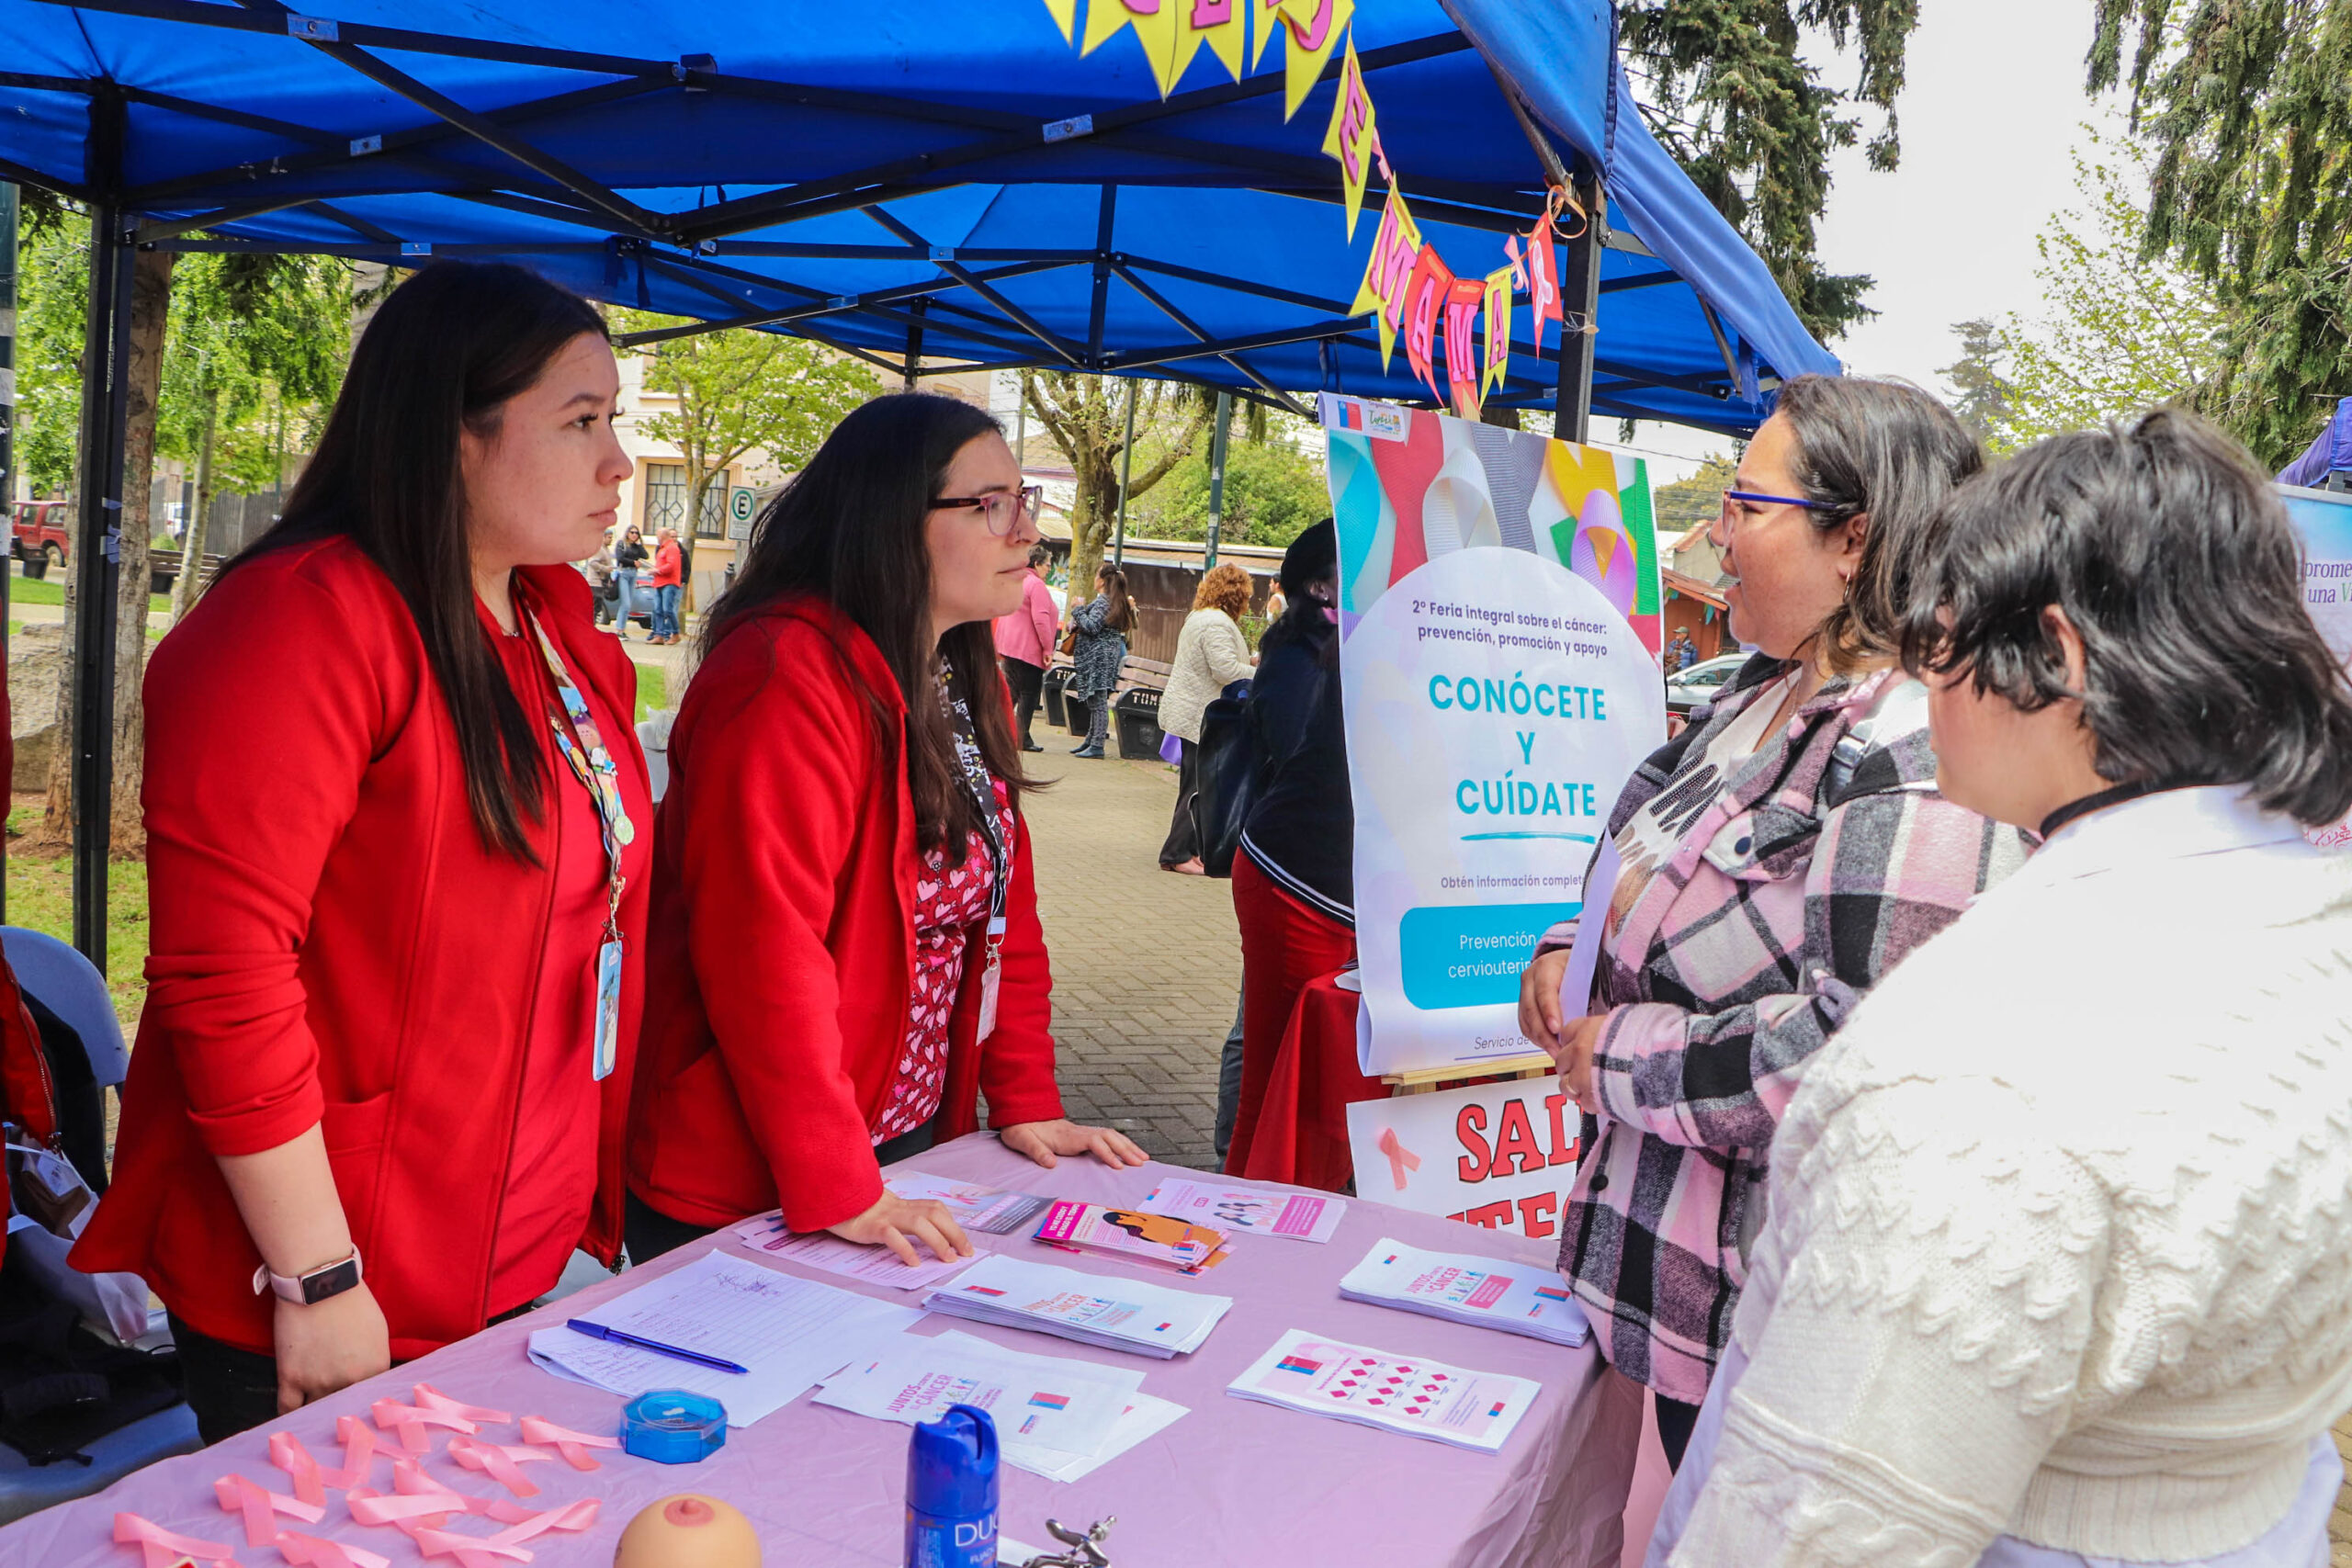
[
  {"left": 624, "top": 393, "right": 1145, "bottom": 1269},
  {"left": 586, "top": 527, "right": 618, "bottom": 626},
  {"left": 613, "top": 524, "right": 648, "bottom": 640},
  {"left": 649, "top": 525, "right": 684, "bottom": 645},
  {"left": 1158, "top": 561, "right": 1256, "bottom": 874},
  {"left": 994, "top": 543, "right": 1057, "bottom": 753},
  {"left": 1222, "top": 522, "right": 1351, "bottom": 1177},
  {"left": 1655, "top": 411, "right": 2352, "bottom": 1567},
  {"left": 1515, "top": 377, "right": 2023, "bottom": 1480},
  {"left": 1065, "top": 563, "right": 1134, "bottom": 760},
  {"left": 1665, "top": 626, "right": 1696, "bottom": 671},
  {"left": 72, "top": 263, "right": 653, "bottom": 1441}
]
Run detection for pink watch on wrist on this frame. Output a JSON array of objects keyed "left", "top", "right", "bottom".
[{"left": 253, "top": 1247, "right": 364, "bottom": 1306}]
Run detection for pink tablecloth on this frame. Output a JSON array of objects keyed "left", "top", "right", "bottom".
[{"left": 1, "top": 1135, "right": 1651, "bottom": 1568}]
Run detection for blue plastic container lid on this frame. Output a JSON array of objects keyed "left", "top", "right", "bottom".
[
  {"left": 622, "top": 1389, "right": 728, "bottom": 1464},
  {"left": 907, "top": 1403, "right": 998, "bottom": 1517}
]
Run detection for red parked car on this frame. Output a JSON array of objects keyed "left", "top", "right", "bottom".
[{"left": 10, "top": 501, "right": 70, "bottom": 577}]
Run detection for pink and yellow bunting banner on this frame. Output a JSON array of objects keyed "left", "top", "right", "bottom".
[
  {"left": 1320, "top": 32, "right": 1379, "bottom": 239},
  {"left": 1349, "top": 186, "right": 1423, "bottom": 369},
  {"left": 1481, "top": 265, "right": 1513, "bottom": 398},
  {"left": 1173, "top": 0, "right": 1246, "bottom": 85}
]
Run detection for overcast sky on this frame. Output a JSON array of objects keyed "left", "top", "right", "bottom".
[{"left": 1617, "top": 0, "right": 2129, "bottom": 482}]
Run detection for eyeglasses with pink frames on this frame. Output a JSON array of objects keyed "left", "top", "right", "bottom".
[{"left": 933, "top": 485, "right": 1044, "bottom": 537}]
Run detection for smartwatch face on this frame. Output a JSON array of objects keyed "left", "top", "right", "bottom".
[{"left": 300, "top": 1258, "right": 364, "bottom": 1305}]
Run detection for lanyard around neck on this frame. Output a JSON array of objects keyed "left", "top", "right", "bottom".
[
  {"left": 521, "top": 605, "right": 633, "bottom": 940},
  {"left": 938, "top": 660, "right": 1009, "bottom": 936}
]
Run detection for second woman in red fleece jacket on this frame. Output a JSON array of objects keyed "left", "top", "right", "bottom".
[{"left": 626, "top": 393, "right": 1144, "bottom": 1266}]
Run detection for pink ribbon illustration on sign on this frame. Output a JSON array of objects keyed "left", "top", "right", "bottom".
[{"left": 1376, "top": 1126, "right": 1422, "bottom": 1190}]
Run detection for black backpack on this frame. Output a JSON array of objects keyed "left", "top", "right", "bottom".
[{"left": 1192, "top": 683, "right": 1257, "bottom": 878}]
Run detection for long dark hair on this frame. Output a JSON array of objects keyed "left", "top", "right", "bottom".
[
  {"left": 702, "top": 393, "right": 1030, "bottom": 857},
  {"left": 1093, "top": 566, "right": 1136, "bottom": 635},
  {"left": 1261, "top": 518, "right": 1338, "bottom": 666},
  {"left": 1901, "top": 408, "right": 2352, "bottom": 827},
  {"left": 239, "top": 262, "right": 606, "bottom": 860},
  {"left": 1770, "top": 374, "right": 1984, "bottom": 673}
]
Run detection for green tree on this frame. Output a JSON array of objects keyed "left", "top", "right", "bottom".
[
  {"left": 1621, "top": 0, "right": 1921, "bottom": 341},
  {"left": 612, "top": 313, "right": 878, "bottom": 585},
  {"left": 2086, "top": 1, "right": 2352, "bottom": 464},
  {"left": 1132, "top": 420, "right": 1329, "bottom": 547},
  {"left": 1938, "top": 318, "right": 2015, "bottom": 448},
  {"left": 1651, "top": 452, "right": 1737, "bottom": 534},
  {"left": 1022, "top": 373, "right": 1211, "bottom": 589},
  {"left": 1980, "top": 145, "right": 2223, "bottom": 452}
]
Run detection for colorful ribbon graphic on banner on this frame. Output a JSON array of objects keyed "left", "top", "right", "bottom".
[{"left": 1040, "top": 0, "right": 1587, "bottom": 419}]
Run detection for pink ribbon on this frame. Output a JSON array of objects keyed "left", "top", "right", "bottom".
[
  {"left": 405, "top": 1529, "right": 534, "bottom": 1567},
  {"left": 369, "top": 1384, "right": 511, "bottom": 1453},
  {"left": 1376, "top": 1126, "right": 1423, "bottom": 1191},
  {"left": 516, "top": 1416, "right": 617, "bottom": 1472},
  {"left": 274, "top": 1531, "right": 390, "bottom": 1568},
  {"left": 114, "top": 1513, "right": 238, "bottom": 1568},
  {"left": 446, "top": 1435, "right": 552, "bottom": 1497},
  {"left": 324, "top": 1414, "right": 385, "bottom": 1488},
  {"left": 485, "top": 1498, "right": 599, "bottom": 1547},
  {"left": 215, "top": 1473, "right": 326, "bottom": 1548},
  {"left": 266, "top": 1433, "right": 326, "bottom": 1508}
]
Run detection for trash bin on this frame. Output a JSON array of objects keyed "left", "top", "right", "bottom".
[
  {"left": 1042, "top": 665, "right": 1069, "bottom": 728},
  {"left": 1114, "top": 688, "right": 1164, "bottom": 761},
  {"left": 1063, "top": 693, "right": 1092, "bottom": 739}
]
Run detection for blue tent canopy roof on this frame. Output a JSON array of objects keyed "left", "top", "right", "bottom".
[{"left": 1, "top": 0, "right": 1839, "bottom": 434}]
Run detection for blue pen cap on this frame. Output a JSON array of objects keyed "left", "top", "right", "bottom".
[{"left": 908, "top": 1403, "right": 999, "bottom": 1519}]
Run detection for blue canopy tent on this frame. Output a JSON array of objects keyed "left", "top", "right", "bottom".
[{"left": 0, "top": 0, "right": 1838, "bottom": 961}]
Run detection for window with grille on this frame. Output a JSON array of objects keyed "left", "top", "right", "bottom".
[
  {"left": 643, "top": 463, "right": 686, "bottom": 534},
  {"left": 696, "top": 479, "right": 729, "bottom": 540}
]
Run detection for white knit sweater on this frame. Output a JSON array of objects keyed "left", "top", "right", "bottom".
[
  {"left": 1158, "top": 607, "right": 1254, "bottom": 743},
  {"left": 1668, "top": 786, "right": 2352, "bottom": 1565}
]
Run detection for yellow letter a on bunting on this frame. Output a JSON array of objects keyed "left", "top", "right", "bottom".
[
  {"left": 1481, "top": 265, "right": 1514, "bottom": 398},
  {"left": 1349, "top": 186, "right": 1422, "bottom": 369},
  {"left": 1172, "top": 0, "right": 1245, "bottom": 85},
  {"left": 1320, "top": 32, "right": 1378, "bottom": 238},
  {"left": 1039, "top": 0, "right": 1077, "bottom": 45}
]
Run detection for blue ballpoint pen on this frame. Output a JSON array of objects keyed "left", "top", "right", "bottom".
[{"left": 565, "top": 1318, "right": 749, "bottom": 1374}]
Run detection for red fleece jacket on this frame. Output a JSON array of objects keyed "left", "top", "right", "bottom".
[{"left": 626, "top": 596, "right": 1064, "bottom": 1233}]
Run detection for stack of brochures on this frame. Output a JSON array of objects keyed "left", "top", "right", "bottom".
[
  {"left": 1337, "top": 1238, "right": 1591, "bottom": 1348},
  {"left": 1032, "top": 1199, "right": 1230, "bottom": 1274},
  {"left": 921, "top": 1255, "right": 1232, "bottom": 1359},
  {"left": 1226, "top": 1327, "right": 1541, "bottom": 1455},
  {"left": 884, "top": 1171, "right": 1055, "bottom": 1236}
]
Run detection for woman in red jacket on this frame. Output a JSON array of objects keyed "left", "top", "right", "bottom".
[
  {"left": 627, "top": 393, "right": 1144, "bottom": 1267},
  {"left": 74, "top": 264, "right": 652, "bottom": 1443}
]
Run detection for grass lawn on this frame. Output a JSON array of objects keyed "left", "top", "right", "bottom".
[
  {"left": 4, "top": 850, "right": 149, "bottom": 1033},
  {"left": 9, "top": 576, "right": 173, "bottom": 615},
  {"left": 636, "top": 661, "right": 667, "bottom": 723}
]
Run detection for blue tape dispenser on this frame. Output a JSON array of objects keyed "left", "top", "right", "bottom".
[{"left": 622, "top": 1390, "right": 728, "bottom": 1464}]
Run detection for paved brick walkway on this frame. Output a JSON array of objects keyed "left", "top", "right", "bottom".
[{"left": 1021, "top": 737, "right": 1238, "bottom": 1171}]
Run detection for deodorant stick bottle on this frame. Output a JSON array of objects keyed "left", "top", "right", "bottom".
[{"left": 904, "top": 1403, "right": 1000, "bottom": 1568}]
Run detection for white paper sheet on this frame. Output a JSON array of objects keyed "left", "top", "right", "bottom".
[
  {"left": 1225, "top": 1327, "right": 1541, "bottom": 1454},
  {"left": 526, "top": 1251, "right": 922, "bottom": 1427},
  {"left": 883, "top": 1171, "right": 1056, "bottom": 1235},
  {"left": 1557, "top": 836, "right": 1620, "bottom": 1024},
  {"left": 922, "top": 1254, "right": 1232, "bottom": 1357},
  {"left": 1016, "top": 1389, "right": 1191, "bottom": 1483},
  {"left": 1136, "top": 1178, "right": 1345, "bottom": 1244},
  {"left": 814, "top": 1328, "right": 1141, "bottom": 1467},
  {"left": 730, "top": 1214, "right": 987, "bottom": 1290},
  {"left": 1338, "top": 1237, "right": 1591, "bottom": 1346}
]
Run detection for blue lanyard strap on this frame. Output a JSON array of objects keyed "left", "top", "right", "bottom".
[{"left": 522, "top": 606, "right": 634, "bottom": 941}]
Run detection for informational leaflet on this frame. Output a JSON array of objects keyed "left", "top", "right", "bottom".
[
  {"left": 814, "top": 1329, "right": 1141, "bottom": 1471},
  {"left": 730, "top": 1214, "right": 986, "bottom": 1291},
  {"left": 922, "top": 1255, "right": 1233, "bottom": 1359},
  {"left": 1136, "top": 1179, "right": 1345, "bottom": 1245},
  {"left": 1338, "top": 1238, "right": 1591, "bottom": 1347},
  {"left": 525, "top": 1251, "right": 922, "bottom": 1426},
  {"left": 1021, "top": 1390, "right": 1191, "bottom": 1483},
  {"left": 1033, "top": 1200, "right": 1229, "bottom": 1274},
  {"left": 1226, "top": 1328, "right": 1541, "bottom": 1455},
  {"left": 884, "top": 1171, "right": 1055, "bottom": 1235}
]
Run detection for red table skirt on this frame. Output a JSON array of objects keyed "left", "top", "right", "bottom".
[{"left": 1231, "top": 970, "right": 1387, "bottom": 1191}]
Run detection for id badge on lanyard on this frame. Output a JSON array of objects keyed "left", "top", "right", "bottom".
[{"left": 593, "top": 937, "right": 625, "bottom": 1081}]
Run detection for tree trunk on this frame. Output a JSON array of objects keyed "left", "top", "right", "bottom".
[
  {"left": 1065, "top": 455, "right": 1122, "bottom": 591},
  {"left": 108, "top": 248, "right": 172, "bottom": 851},
  {"left": 172, "top": 381, "right": 219, "bottom": 625}
]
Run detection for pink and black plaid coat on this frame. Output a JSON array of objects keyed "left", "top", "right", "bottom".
[{"left": 1554, "top": 660, "right": 2026, "bottom": 1404}]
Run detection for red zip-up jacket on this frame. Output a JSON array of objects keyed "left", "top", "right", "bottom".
[
  {"left": 73, "top": 538, "right": 653, "bottom": 1359},
  {"left": 627, "top": 596, "right": 1064, "bottom": 1234}
]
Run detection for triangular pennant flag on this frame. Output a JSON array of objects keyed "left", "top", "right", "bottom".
[
  {"left": 1348, "top": 186, "right": 1422, "bottom": 369},
  {"left": 1403, "top": 244, "right": 1454, "bottom": 405},
  {"left": 1040, "top": 0, "right": 1078, "bottom": 44},
  {"left": 1272, "top": 0, "right": 1354, "bottom": 120},
  {"left": 1481, "top": 265, "right": 1514, "bottom": 398},
  {"left": 1320, "top": 30, "right": 1379, "bottom": 238},
  {"left": 1172, "top": 0, "right": 1245, "bottom": 85},
  {"left": 1081, "top": 0, "right": 1136, "bottom": 56},
  {"left": 1127, "top": 0, "right": 1184, "bottom": 96},
  {"left": 1523, "top": 203, "right": 1564, "bottom": 359},
  {"left": 1443, "top": 275, "right": 1487, "bottom": 419}
]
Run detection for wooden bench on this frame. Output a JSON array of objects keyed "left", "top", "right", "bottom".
[
  {"left": 1047, "top": 651, "right": 1170, "bottom": 694},
  {"left": 147, "top": 548, "right": 228, "bottom": 594}
]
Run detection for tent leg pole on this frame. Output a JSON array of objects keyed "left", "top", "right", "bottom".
[
  {"left": 71, "top": 198, "right": 128, "bottom": 970},
  {"left": 1204, "top": 390, "right": 1231, "bottom": 570},
  {"left": 902, "top": 298, "right": 926, "bottom": 390},
  {"left": 1114, "top": 378, "right": 1136, "bottom": 570},
  {"left": 1557, "top": 169, "right": 1604, "bottom": 446},
  {"left": 0, "top": 181, "right": 14, "bottom": 926}
]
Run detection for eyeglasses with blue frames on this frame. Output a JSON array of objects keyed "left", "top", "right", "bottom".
[
  {"left": 933, "top": 484, "right": 1044, "bottom": 537},
  {"left": 1715, "top": 488, "right": 1827, "bottom": 536}
]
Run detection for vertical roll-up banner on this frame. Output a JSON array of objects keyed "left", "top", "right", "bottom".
[
  {"left": 2278, "top": 483, "right": 2352, "bottom": 849},
  {"left": 1321, "top": 395, "right": 1668, "bottom": 1076}
]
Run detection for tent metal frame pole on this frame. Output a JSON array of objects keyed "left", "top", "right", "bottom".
[
  {"left": 1086, "top": 185, "right": 1115, "bottom": 366},
  {"left": 1107, "top": 260, "right": 1309, "bottom": 417},
  {"left": 1204, "top": 390, "right": 1231, "bottom": 570},
  {"left": 72, "top": 86, "right": 130, "bottom": 968},
  {"left": 1114, "top": 379, "right": 1136, "bottom": 570},
  {"left": 0, "top": 180, "right": 13, "bottom": 924},
  {"left": 902, "top": 297, "right": 925, "bottom": 389},
  {"left": 1557, "top": 166, "right": 1604, "bottom": 442}
]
